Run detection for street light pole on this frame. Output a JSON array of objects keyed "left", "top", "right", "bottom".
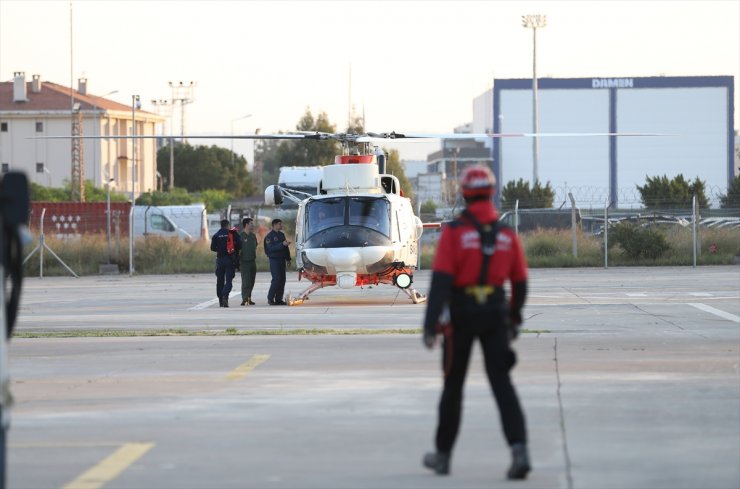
[
  {"left": 130, "top": 95, "right": 140, "bottom": 276},
  {"left": 231, "top": 114, "right": 252, "bottom": 168},
  {"left": 106, "top": 175, "right": 115, "bottom": 264},
  {"left": 522, "top": 14, "right": 547, "bottom": 186},
  {"left": 151, "top": 99, "right": 175, "bottom": 190}
]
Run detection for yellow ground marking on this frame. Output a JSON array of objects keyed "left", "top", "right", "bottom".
[
  {"left": 226, "top": 354, "right": 271, "bottom": 381},
  {"left": 62, "top": 442, "right": 154, "bottom": 489}
]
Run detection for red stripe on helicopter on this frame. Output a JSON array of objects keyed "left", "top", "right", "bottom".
[{"left": 335, "top": 155, "right": 374, "bottom": 164}]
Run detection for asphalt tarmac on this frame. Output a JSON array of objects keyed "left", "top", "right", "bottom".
[{"left": 7, "top": 267, "right": 740, "bottom": 488}]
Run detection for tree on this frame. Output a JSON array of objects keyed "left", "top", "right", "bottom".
[
  {"left": 29, "top": 180, "right": 128, "bottom": 203},
  {"left": 198, "top": 189, "right": 232, "bottom": 213},
  {"left": 637, "top": 174, "right": 708, "bottom": 209},
  {"left": 257, "top": 108, "right": 340, "bottom": 179},
  {"left": 500, "top": 179, "right": 555, "bottom": 210},
  {"left": 719, "top": 175, "right": 740, "bottom": 208},
  {"left": 420, "top": 199, "right": 437, "bottom": 214},
  {"left": 137, "top": 187, "right": 193, "bottom": 206},
  {"left": 253, "top": 109, "right": 414, "bottom": 202},
  {"left": 346, "top": 113, "right": 365, "bottom": 134},
  {"left": 157, "top": 143, "right": 254, "bottom": 197}
]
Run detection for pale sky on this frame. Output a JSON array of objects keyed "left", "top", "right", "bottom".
[{"left": 0, "top": 0, "right": 738, "bottom": 163}]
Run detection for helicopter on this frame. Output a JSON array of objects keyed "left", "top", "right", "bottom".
[{"left": 263, "top": 135, "right": 437, "bottom": 305}]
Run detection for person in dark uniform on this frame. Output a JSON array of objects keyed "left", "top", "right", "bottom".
[
  {"left": 422, "top": 164, "right": 530, "bottom": 479},
  {"left": 239, "top": 217, "right": 258, "bottom": 306},
  {"left": 264, "top": 218, "right": 291, "bottom": 305},
  {"left": 210, "top": 218, "right": 241, "bottom": 308}
]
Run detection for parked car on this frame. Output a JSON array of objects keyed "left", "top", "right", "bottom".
[{"left": 134, "top": 204, "right": 207, "bottom": 240}]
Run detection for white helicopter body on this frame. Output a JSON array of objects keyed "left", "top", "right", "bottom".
[{"left": 266, "top": 153, "right": 431, "bottom": 304}]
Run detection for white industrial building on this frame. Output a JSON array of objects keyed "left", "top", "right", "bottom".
[
  {"left": 0, "top": 72, "right": 164, "bottom": 198},
  {"left": 476, "top": 75, "right": 735, "bottom": 208}
]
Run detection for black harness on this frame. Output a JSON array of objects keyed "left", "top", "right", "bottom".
[{"left": 451, "top": 210, "right": 506, "bottom": 311}]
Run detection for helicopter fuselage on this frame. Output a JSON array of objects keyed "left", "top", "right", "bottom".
[
  {"left": 268, "top": 156, "right": 426, "bottom": 303},
  {"left": 295, "top": 192, "right": 420, "bottom": 289}
]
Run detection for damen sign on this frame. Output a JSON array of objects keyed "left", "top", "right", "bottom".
[{"left": 592, "top": 78, "right": 635, "bottom": 88}]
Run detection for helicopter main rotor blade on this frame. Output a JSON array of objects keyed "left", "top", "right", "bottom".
[
  {"left": 30, "top": 133, "right": 310, "bottom": 140},
  {"left": 390, "top": 132, "right": 672, "bottom": 139},
  {"left": 30, "top": 130, "right": 673, "bottom": 141}
]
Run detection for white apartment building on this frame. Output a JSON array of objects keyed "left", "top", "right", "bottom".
[{"left": 0, "top": 72, "right": 164, "bottom": 197}]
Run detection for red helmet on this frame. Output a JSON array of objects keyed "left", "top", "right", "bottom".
[{"left": 460, "top": 164, "right": 496, "bottom": 198}]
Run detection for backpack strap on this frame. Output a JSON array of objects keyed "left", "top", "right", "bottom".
[{"left": 461, "top": 210, "right": 499, "bottom": 286}]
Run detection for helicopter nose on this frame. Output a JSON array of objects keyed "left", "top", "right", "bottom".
[{"left": 327, "top": 248, "right": 362, "bottom": 269}]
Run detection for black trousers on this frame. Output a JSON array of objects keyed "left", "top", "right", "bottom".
[
  {"left": 267, "top": 258, "right": 286, "bottom": 303},
  {"left": 435, "top": 314, "right": 526, "bottom": 454},
  {"left": 215, "top": 256, "right": 236, "bottom": 300}
]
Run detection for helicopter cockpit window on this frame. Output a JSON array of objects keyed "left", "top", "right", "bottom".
[
  {"left": 306, "top": 198, "right": 346, "bottom": 236},
  {"left": 348, "top": 197, "right": 390, "bottom": 236}
]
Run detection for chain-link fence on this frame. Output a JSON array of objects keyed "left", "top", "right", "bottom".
[
  {"left": 522, "top": 196, "right": 738, "bottom": 267},
  {"left": 419, "top": 187, "right": 740, "bottom": 268},
  {"left": 551, "top": 184, "right": 735, "bottom": 209}
]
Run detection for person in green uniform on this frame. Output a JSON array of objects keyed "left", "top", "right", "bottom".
[{"left": 239, "top": 217, "right": 258, "bottom": 306}]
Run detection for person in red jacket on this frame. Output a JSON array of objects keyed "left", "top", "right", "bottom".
[{"left": 422, "top": 164, "right": 530, "bottom": 480}]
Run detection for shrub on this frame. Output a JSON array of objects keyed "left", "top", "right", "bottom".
[
  {"left": 610, "top": 222, "right": 670, "bottom": 259},
  {"left": 525, "top": 231, "right": 562, "bottom": 257},
  {"left": 420, "top": 199, "right": 437, "bottom": 214}
]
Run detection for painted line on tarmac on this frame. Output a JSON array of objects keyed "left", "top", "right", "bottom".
[
  {"left": 688, "top": 303, "right": 740, "bottom": 323},
  {"left": 62, "top": 442, "right": 154, "bottom": 489},
  {"left": 226, "top": 354, "right": 271, "bottom": 380},
  {"left": 189, "top": 292, "right": 240, "bottom": 311}
]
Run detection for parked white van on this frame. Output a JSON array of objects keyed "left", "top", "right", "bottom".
[{"left": 133, "top": 204, "right": 208, "bottom": 240}]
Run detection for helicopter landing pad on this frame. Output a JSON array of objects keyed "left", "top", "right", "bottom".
[{"left": 8, "top": 267, "right": 740, "bottom": 488}]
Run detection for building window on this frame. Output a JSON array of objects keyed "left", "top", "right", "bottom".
[
  {"left": 36, "top": 163, "right": 44, "bottom": 173},
  {"left": 1, "top": 163, "right": 9, "bottom": 173},
  {"left": 0, "top": 122, "right": 7, "bottom": 132},
  {"left": 35, "top": 121, "right": 43, "bottom": 132}
]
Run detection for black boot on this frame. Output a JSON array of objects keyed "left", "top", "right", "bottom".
[
  {"left": 248, "top": 298, "right": 255, "bottom": 305},
  {"left": 223, "top": 297, "right": 229, "bottom": 308},
  {"left": 423, "top": 452, "right": 450, "bottom": 475},
  {"left": 240, "top": 299, "right": 247, "bottom": 306},
  {"left": 507, "top": 443, "right": 531, "bottom": 480},
  {"left": 218, "top": 297, "right": 223, "bottom": 307}
]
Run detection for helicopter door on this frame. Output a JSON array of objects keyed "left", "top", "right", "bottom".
[
  {"left": 394, "top": 210, "right": 402, "bottom": 243},
  {"left": 295, "top": 204, "right": 305, "bottom": 261}
]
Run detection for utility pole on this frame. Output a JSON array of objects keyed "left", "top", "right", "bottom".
[
  {"left": 169, "top": 81, "right": 196, "bottom": 144},
  {"left": 130, "top": 95, "right": 140, "bottom": 276},
  {"left": 70, "top": 102, "right": 84, "bottom": 202}
]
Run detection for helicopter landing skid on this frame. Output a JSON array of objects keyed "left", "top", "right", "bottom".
[
  {"left": 286, "top": 283, "right": 325, "bottom": 305},
  {"left": 403, "top": 287, "right": 427, "bottom": 304}
]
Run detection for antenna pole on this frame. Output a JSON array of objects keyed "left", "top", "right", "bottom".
[{"left": 347, "top": 63, "right": 352, "bottom": 130}]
